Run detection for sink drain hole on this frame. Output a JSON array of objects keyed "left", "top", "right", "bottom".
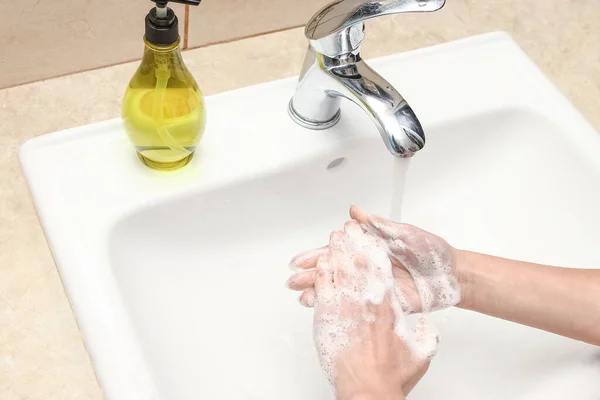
[{"left": 327, "top": 157, "right": 347, "bottom": 170}]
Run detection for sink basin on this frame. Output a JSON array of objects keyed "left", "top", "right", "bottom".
[{"left": 20, "top": 32, "right": 600, "bottom": 400}]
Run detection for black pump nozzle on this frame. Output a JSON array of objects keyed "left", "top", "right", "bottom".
[
  {"left": 152, "top": 0, "right": 201, "bottom": 8},
  {"left": 146, "top": 0, "right": 201, "bottom": 46}
]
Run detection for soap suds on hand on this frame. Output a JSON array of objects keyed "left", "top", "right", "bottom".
[
  {"left": 360, "top": 219, "right": 461, "bottom": 313},
  {"left": 312, "top": 224, "right": 446, "bottom": 384}
]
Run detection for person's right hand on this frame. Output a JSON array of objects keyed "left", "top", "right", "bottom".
[
  {"left": 313, "top": 220, "right": 438, "bottom": 400},
  {"left": 288, "top": 206, "right": 464, "bottom": 313}
]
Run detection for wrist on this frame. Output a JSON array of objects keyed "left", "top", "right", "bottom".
[{"left": 454, "top": 248, "right": 476, "bottom": 309}]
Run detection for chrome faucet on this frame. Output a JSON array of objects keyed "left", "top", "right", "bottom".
[{"left": 289, "top": 0, "right": 445, "bottom": 158}]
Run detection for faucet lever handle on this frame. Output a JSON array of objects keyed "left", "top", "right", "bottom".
[{"left": 305, "top": 0, "right": 445, "bottom": 41}]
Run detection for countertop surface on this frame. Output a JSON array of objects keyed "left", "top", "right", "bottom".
[{"left": 1, "top": 1, "right": 599, "bottom": 398}]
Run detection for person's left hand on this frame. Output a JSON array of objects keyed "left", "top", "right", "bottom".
[{"left": 288, "top": 241, "right": 422, "bottom": 313}]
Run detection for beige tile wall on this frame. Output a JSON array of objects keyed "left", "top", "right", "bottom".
[
  {"left": 0, "top": 1, "right": 185, "bottom": 89},
  {"left": 186, "top": 0, "right": 329, "bottom": 48},
  {"left": 0, "top": 0, "right": 328, "bottom": 90}
]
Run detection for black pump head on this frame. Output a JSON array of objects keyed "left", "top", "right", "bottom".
[
  {"left": 151, "top": 0, "right": 201, "bottom": 7},
  {"left": 146, "top": 0, "right": 201, "bottom": 46}
]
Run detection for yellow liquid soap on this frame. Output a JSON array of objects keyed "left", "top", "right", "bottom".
[{"left": 122, "top": 38, "right": 206, "bottom": 171}]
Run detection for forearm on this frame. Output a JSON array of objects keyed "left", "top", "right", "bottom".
[{"left": 457, "top": 250, "right": 600, "bottom": 346}]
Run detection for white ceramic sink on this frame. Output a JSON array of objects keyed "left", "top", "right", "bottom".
[{"left": 21, "top": 32, "right": 600, "bottom": 400}]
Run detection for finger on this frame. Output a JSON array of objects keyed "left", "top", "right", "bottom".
[
  {"left": 329, "top": 230, "right": 352, "bottom": 286},
  {"left": 328, "top": 230, "right": 347, "bottom": 257},
  {"left": 289, "top": 246, "right": 328, "bottom": 271},
  {"left": 286, "top": 270, "right": 315, "bottom": 291},
  {"left": 314, "top": 253, "right": 333, "bottom": 294},
  {"left": 349, "top": 205, "right": 389, "bottom": 231},
  {"left": 349, "top": 205, "right": 402, "bottom": 239},
  {"left": 392, "top": 266, "right": 420, "bottom": 313},
  {"left": 349, "top": 205, "right": 377, "bottom": 224},
  {"left": 299, "top": 289, "right": 315, "bottom": 307},
  {"left": 343, "top": 219, "right": 364, "bottom": 239}
]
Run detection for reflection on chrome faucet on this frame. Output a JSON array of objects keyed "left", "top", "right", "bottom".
[{"left": 289, "top": 0, "right": 446, "bottom": 158}]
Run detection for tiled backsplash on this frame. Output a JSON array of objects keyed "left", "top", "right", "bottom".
[
  {"left": 0, "top": 0, "right": 329, "bottom": 89},
  {"left": 187, "top": 0, "right": 328, "bottom": 48}
]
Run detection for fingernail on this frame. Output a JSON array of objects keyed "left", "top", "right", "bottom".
[
  {"left": 285, "top": 276, "right": 296, "bottom": 289},
  {"left": 299, "top": 293, "right": 315, "bottom": 307},
  {"left": 288, "top": 258, "right": 302, "bottom": 271}
]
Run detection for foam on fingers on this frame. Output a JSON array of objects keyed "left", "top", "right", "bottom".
[
  {"left": 286, "top": 270, "right": 316, "bottom": 291},
  {"left": 351, "top": 206, "right": 461, "bottom": 312},
  {"left": 414, "top": 315, "right": 440, "bottom": 360},
  {"left": 386, "top": 233, "right": 461, "bottom": 312},
  {"left": 299, "top": 289, "right": 316, "bottom": 307},
  {"left": 314, "top": 252, "right": 335, "bottom": 301},
  {"left": 312, "top": 223, "right": 442, "bottom": 385},
  {"left": 343, "top": 219, "right": 364, "bottom": 238},
  {"left": 289, "top": 246, "right": 328, "bottom": 271},
  {"left": 350, "top": 205, "right": 400, "bottom": 239}
]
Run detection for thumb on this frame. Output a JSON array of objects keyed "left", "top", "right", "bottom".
[
  {"left": 349, "top": 205, "right": 371, "bottom": 224},
  {"left": 349, "top": 205, "right": 395, "bottom": 237}
]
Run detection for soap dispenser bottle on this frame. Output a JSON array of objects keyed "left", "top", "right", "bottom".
[{"left": 122, "top": 0, "right": 206, "bottom": 171}]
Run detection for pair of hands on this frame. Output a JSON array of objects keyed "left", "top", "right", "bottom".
[{"left": 287, "top": 206, "right": 463, "bottom": 399}]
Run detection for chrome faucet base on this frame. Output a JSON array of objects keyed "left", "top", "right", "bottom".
[{"left": 287, "top": 99, "right": 341, "bottom": 130}]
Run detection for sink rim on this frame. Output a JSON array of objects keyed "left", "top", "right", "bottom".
[{"left": 19, "top": 31, "right": 600, "bottom": 400}]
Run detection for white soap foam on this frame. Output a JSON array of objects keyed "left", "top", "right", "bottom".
[
  {"left": 313, "top": 226, "right": 441, "bottom": 385},
  {"left": 361, "top": 220, "right": 461, "bottom": 313}
]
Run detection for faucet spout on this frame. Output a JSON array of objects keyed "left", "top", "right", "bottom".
[{"left": 289, "top": 50, "right": 425, "bottom": 157}]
